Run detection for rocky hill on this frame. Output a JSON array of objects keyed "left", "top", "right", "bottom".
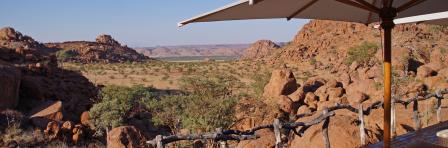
[
  {"left": 232, "top": 21, "right": 448, "bottom": 148},
  {"left": 135, "top": 44, "right": 249, "bottom": 58},
  {"left": 46, "top": 34, "right": 149, "bottom": 63},
  {"left": 1, "top": 27, "right": 99, "bottom": 146},
  {"left": 270, "top": 20, "right": 448, "bottom": 65},
  {"left": 241, "top": 40, "right": 280, "bottom": 60}
]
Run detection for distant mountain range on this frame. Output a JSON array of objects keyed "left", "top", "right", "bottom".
[{"left": 135, "top": 43, "right": 287, "bottom": 58}]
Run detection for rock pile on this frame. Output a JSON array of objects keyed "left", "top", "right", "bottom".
[{"left": 242, "top": 40, "right": 280, "bottom": 60}]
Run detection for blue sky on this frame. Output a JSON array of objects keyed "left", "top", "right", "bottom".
[{"left": 0, "top": 0, "right": 308, "bottom": 47}]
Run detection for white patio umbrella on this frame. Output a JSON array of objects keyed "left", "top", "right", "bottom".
[
  {"left": 178, "top": 1, "right": 448, "bottom": 147},
  {"left": 395, "top": 11, "right": 448, "bottom": 25}
]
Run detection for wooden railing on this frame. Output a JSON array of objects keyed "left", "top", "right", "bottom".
[{"left": 146, "top": 88, "right": 448, "bottom": 148}]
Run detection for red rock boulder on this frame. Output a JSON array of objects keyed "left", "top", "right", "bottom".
[{"left": 107, "top": 126, "right": 146, "bottom": 148}]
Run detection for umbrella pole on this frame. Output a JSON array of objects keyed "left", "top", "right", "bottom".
[
  {"left": 383, "top": 25, "right": 392, "bottom": 148},
  {"left": 380, "top": 9, "right": 396, "bottom": 148}
]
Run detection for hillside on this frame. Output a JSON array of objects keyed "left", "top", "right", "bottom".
[
  {"left": 241, "top": 40, "right": 280, "bottom": 60},
  {"left": 270, "top": 20, "right": 448, "bottom": 65},
  {"left": 46, "top": 35, "right": 150, "bottom": 63},
  {"left": 135, "top": 44, "right": 249, "bottom": 58}
]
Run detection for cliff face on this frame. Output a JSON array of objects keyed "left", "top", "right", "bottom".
[
  {"left": 270, "top": 20, "right": 448, "bottom": 66},
  {"left": 0, "top": 27, "right": 98, "bottom": 121},
  {"left": 45, "top": 35, "right": 149, "bottom": 63},
  {"left": 241, "top": 40, "right": 280, "bottom": 60}
]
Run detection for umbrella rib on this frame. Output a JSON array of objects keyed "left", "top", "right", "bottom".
[
  {"left": 397, "top": 0, "right": 427, "bottom": 13},
  {"left": 286, "top": 0, "right": 319, "bottom": 21},
  {"left": 335, "top": 0, "right": 379, "bottom": 14},
  {"left": 366, "top": 0, "right": 378, "bottom": 24},
  {"left": 354, "top": 0, "right": 381, "bottom": 13}
]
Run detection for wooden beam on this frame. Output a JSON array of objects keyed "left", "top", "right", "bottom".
[
  {"left": 335, "top": 0, "right": 379, "bottom": 14},
  {"left": 287, "top": 0, "right": 318, "bottom": 20},
  {"left": 397, "top": 0, "right": 427, "bottom": 13}
]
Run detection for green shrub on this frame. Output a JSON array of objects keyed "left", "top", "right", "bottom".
[
  {"left": 55, "top": 49, "right": 78, "bottom": 61},
  {"left": 89, "top": 85, "right": 154, "bottom": 134},
  {"left": 249, "top": 71, "right": 271, "bottom": 99},
  {"left": 144, "top": 74, "right": 239, "bottom": 133},
  {"left": 345, "top": 41, "right": 379, "bottom": 65}
]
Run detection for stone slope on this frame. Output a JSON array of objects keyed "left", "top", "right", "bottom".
[
  {"left": 45, "top": 34, "right": 149, "bottom": 63},
  {"left": 241, "top": 40, "right": 280, "bottom": 60}
]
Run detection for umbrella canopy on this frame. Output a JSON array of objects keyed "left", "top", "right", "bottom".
[
  {"left": 178, "top": 1, "right": 448, "bottom": 148},
  {"left": 395, "top": 11, "right": 448, "bottom": 25},
  {"left": 179, "top": 0, "right": 448, "bottom": 27}
]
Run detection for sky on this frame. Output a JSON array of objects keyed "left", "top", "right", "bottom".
[{"left": 0, "top": 0, "right": 309, "bottom": 47}]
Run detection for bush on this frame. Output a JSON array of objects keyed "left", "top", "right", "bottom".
[
  {"left": 345, "top": 41, "right": 379, "bottom": 65},
  {"left": 144, "top": 74, "right": 240, "bottom": 133},
  {"left": 89, "top": 85, "right": 154, "bottom": 134},
  {"left": 249, "top": 71, "right": 271, "bottom": 99},
  {"left": 55, "top": 49, "right": 78, "bottom": 61}
]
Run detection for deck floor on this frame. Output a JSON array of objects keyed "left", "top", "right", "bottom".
[{"left": 369, "top": 121, "right": 448, "bottom": 148}]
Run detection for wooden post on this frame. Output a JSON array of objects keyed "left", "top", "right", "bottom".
[
  {"left": 436, "top": 91, "right": 443, "bottom": 123},
  {"left": 156, "top": 135, "right": 164, "bottom": 148},
  {"left": 358, "top": 104, "right": 366, "bottom": 146},
  {"left": 413, "top": 100, "right": 420, "bottom": 130},
  {"left": 380, "top": 11, "right": 395, "bottom": 148},
  {"left": 322, "top": 108, "right": 330, "bottom": 148},
  {"left": 273, "top": 119, "right": 282, "bottom": 148},
  {"left": 215, "top": 128, "right": 228, "bottom": 148}
]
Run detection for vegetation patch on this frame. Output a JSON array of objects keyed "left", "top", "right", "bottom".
[{"left": 345, "top": 41, "right": 379, "bottom": 65}]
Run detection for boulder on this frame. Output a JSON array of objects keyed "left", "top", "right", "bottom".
[
  {"left": 326, "top": 79, "right": 339, "bottom": 88},
  {"left": 275, "top": 95, "right": 294, "bottom": 113},
  {"left": 304, "top": 92, "right": 318, "bottom": 105},
  {"left": 44, "top": 121, "right": 60, "bottom": 140},
  {"left": 29, "top": 101, "right": 63, "bottom": 128},
  {"left": 347, "top": 91, "right": 368, "bottom": 105},
  {"left": 263, "top": 68, "right": 298, "bottom": 98},
  {"left": 417, "top": 66, "right": 436, "bottom": 79},
  {"left": 314, "top": 85, "right": 329, "bottom": 102},
  {"left": 290, "top": 115, "right": 379, "bottom": 148},
  {"left": 72, "top": 124, "right": 83, "bottom": 144},
  {"left": 328, "top": 87, "right": 344, "bottom": 101},
  {"left": 317, "top": 101, "right": 337, "bottom": 111},
  {"left": 80, "top": 111, "right": 91, "bottom": 126},
  {"left": 296, "top": 105, "right": 312, "bottom": 115},
  {"left": 107, "top": 126, "right": 146, "bottom": 148},
  {"left": 339, "top": 72, "right": 351, "bottom": 87},
  {"left": 0, "top": 62, "right": 21, "bottom": 110},
  {"left": 288, "top": 88, "right": 306, "bottom": 103},
  {"left": 236, "top": 129, "right": 275, "bottom": 148},
  {"left": 62, "top": 121, "right": 74, "bottom": 131}
]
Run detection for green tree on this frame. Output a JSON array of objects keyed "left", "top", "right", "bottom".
[
  {"left": 89, "top": 85, "right": 153, "bottom": 135},
  {"left": 144, "top": 74, "right": 239, "bottom": 133}
]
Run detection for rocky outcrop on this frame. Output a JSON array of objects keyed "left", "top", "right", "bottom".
[
  {"left": 29, "top": 101, "right": 63, "bottom": 128},
  {"left": 45, "top": 34, "right": 149, "bottom": 63},
  {"left": 242, "top": 40, "right": 279, "bottom": 60},
  {"left": 263, "top": 68, "right": 298, "bottom": 98},
  {"left": 96, "top": 34, "right": 120, "bottom": 46},
  {"left": 0, "top": 27, "right": 99, "bottom": 124},
  {"left": 0, "top": 61, "right": 21, "bottom": 110},
  {"left": 262, "top": 67, "right": 299, "bottom": 113},
  {"left": 107, "top": 126, "right": 146, "bottom": 148}
]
